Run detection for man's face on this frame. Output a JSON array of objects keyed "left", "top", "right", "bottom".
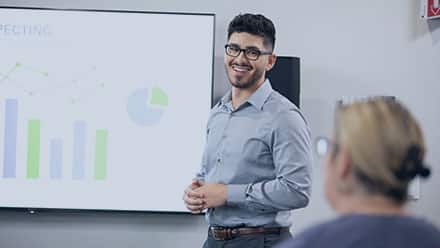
[{"left": 224, "top": 32, "right": 274, "bottom": 89}]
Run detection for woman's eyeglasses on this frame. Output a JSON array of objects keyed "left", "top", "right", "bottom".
[{"left": 315, "top": 136, "right": 339, "bottom": 158}]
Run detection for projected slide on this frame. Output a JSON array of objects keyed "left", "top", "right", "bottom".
[{"left": 0, "top": 8, "right": 214, "bottom": 212}]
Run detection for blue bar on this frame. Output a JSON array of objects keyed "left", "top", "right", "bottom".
[
  {"left": 72, "top": 121, "right": 86, "bottom": 180},
  {"left": 3, "top": 99, "right": 18, "bottom": 178},
  {"left": 50, "top": 139, "right": 63, "bottom": 179}
]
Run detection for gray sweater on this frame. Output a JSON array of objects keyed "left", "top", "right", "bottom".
[{"left": 277, "top": 214, "right": 440, "bottom": 248}]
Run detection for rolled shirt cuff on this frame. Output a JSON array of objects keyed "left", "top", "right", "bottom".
[{"left": 226, "top": 184, "right": 248, "bottom": 206}]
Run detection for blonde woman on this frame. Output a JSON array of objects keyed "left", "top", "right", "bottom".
[{"left": 278, "top": 97, "right": 440, "bottom": 248}]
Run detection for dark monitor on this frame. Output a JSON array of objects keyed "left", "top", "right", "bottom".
[{"left": 266, "top": 56, "right": 300, "bottom": 108}]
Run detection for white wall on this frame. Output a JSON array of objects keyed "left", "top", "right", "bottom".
[{"left": 0, "top": 0, "right": 439, "bottom": 247}]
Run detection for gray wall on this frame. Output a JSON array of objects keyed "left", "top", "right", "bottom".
[{"left": 0, "top": 0, "right": 439, "bottom": 247}]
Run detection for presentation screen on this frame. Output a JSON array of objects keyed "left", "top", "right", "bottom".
[{"left": 0, "top": 7, "right": 214, "bottom": 212}]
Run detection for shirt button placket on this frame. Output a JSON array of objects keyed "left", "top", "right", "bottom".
[{"left": 217, "top": 111, "right": 231, "bottom": 167}]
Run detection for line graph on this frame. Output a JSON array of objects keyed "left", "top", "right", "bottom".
[{"left": 0, "top": 62, "right": 107, "bottom": 104}]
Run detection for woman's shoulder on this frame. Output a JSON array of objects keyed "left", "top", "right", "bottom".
[
  {"left": 276, "top": 216, "right": 353, "bottom": 248},
  {"left": 277, "top": 214, "right": 440, "bottom": 248}
]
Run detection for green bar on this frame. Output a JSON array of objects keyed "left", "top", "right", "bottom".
[
  {"left": 27, "top": 119, "right": 41, "bottom": 179},
  {"left": 94, "top": 129, "right": 108, "bottom": 180}
]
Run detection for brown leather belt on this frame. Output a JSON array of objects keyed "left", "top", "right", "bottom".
[{"left": 209, "top": 226, "right": 289, "bottom": 241}]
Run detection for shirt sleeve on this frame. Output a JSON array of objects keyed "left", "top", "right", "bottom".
[
  {"left": 227, "top": 109, "right": 313, "bottom": 213},
  {"left": 195, "top": 105, "right": 219, "bottom": 182},
  {"left": 195, "top": 143, "right": 208, "bottom": 182},
  {"left": 195, "top": 124, "right": 210, "bottom": 182}
]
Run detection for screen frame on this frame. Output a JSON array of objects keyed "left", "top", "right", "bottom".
[{"left": 0, "top": 5, "right": 215, "bottom": 215}]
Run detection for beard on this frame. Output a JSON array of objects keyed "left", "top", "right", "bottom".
[{"left": 225, "top": 63, "right": 265, "bottom": 89}]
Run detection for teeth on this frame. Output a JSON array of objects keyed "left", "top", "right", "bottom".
[{"left": 233, "top": 65, "right": 251, "bottom": 72}]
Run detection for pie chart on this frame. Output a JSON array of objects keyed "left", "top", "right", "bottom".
[{"left": 127, "top": 87, "right": 168, "bottom": 126}]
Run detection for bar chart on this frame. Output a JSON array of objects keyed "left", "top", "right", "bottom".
[{"left": 2, "top": 98, "right": 108, "bottom": 181}]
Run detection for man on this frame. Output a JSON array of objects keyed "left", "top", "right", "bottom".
[{"left": 183, "top": 13, "right": 312, "bottom": 248}]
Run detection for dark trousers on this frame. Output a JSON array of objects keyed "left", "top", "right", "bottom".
[{"left": 202, "top": 229, "right": 291, "bottom": 248}]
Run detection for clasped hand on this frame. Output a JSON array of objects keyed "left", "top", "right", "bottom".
[{"left": 183, "top": 180, "right": 227, "bottom": 214}]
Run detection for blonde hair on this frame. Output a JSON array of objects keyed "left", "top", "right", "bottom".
[{"left": 334, "top": 97, "right": 428, "bottom": 203}]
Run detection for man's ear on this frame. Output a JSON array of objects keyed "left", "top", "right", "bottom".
[{"left": 265, "top": 54, "right": 277, "bottom": 72}]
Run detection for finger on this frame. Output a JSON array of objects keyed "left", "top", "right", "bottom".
[
  {"left": 191, "top": 180, "right": 205, "bottom": 189},
  {"left": 185, "top": 185, "right": 195, "bottom": 193},
  {"left": 184, "top": 187, "right": 192, "bottom": 195},
  {"left": 190, "top": 204, "right": 206, "bottom": 214},
  {"left": 201, "top": 202, "right": 211, "bottom": 209},
  {"left": 191, "top": 209, "right": 204, "bottom": 214},
  {"left": 182, "top": 189, "right": 191, "bottom": 200},
  {"left": 192, "top": 180, "right": 205, "bottom": 187},
  {"left": 184, "top": 185, "right": 201, "bottom": 195},
  {"left": 187, "top": 190, "right": 204, "bottom": 199},
  {"left": 183, "top": 194, "right": 205, "bottom": 205},
  {"left": 186, "top": 203, "right": 204, "bottom": 212}
]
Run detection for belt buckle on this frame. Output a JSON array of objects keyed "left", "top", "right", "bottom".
[{"left": 210, "top": 227, "right": 235, "bottom": 241}]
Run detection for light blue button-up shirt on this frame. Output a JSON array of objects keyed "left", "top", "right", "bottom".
[{"left": 196, "top": 79, "right": 312, "bottom": 227}]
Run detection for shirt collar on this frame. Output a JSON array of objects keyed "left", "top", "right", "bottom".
[
  {"left": 246, "top": 79, "right": 273, "bottom": 110},
  {"left": 220, "top": 79, "right": 273, "bottom": 111},
  {"left": 220, "top": 91, "right": 232, "bottom": 106}
]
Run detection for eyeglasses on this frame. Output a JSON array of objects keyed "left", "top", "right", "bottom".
[
  {"left": 315, "top": 136, "right": 339, "bottom": 158},
  {"left": 224, "top": 44, "right": 272, "bottom": 61}
]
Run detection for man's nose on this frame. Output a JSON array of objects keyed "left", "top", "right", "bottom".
[{"left": 235, "top": 50, "right": 248, "bottom": 62}]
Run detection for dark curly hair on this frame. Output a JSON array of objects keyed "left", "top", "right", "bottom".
[{"left": 227, "top": 13, "right": 276, "bottom": 51}]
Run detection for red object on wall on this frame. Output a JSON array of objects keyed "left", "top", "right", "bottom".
[{"left": 428, "top": 0, "right": 440, "bottom": 17}]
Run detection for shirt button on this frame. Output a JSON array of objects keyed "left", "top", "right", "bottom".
[{"left": 217, "top": 158, "right": 221, "bottom": 163}]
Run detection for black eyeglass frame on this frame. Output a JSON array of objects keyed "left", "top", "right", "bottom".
[{"left": 224, "top": 44, "right": 272, "bottom": 61}]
